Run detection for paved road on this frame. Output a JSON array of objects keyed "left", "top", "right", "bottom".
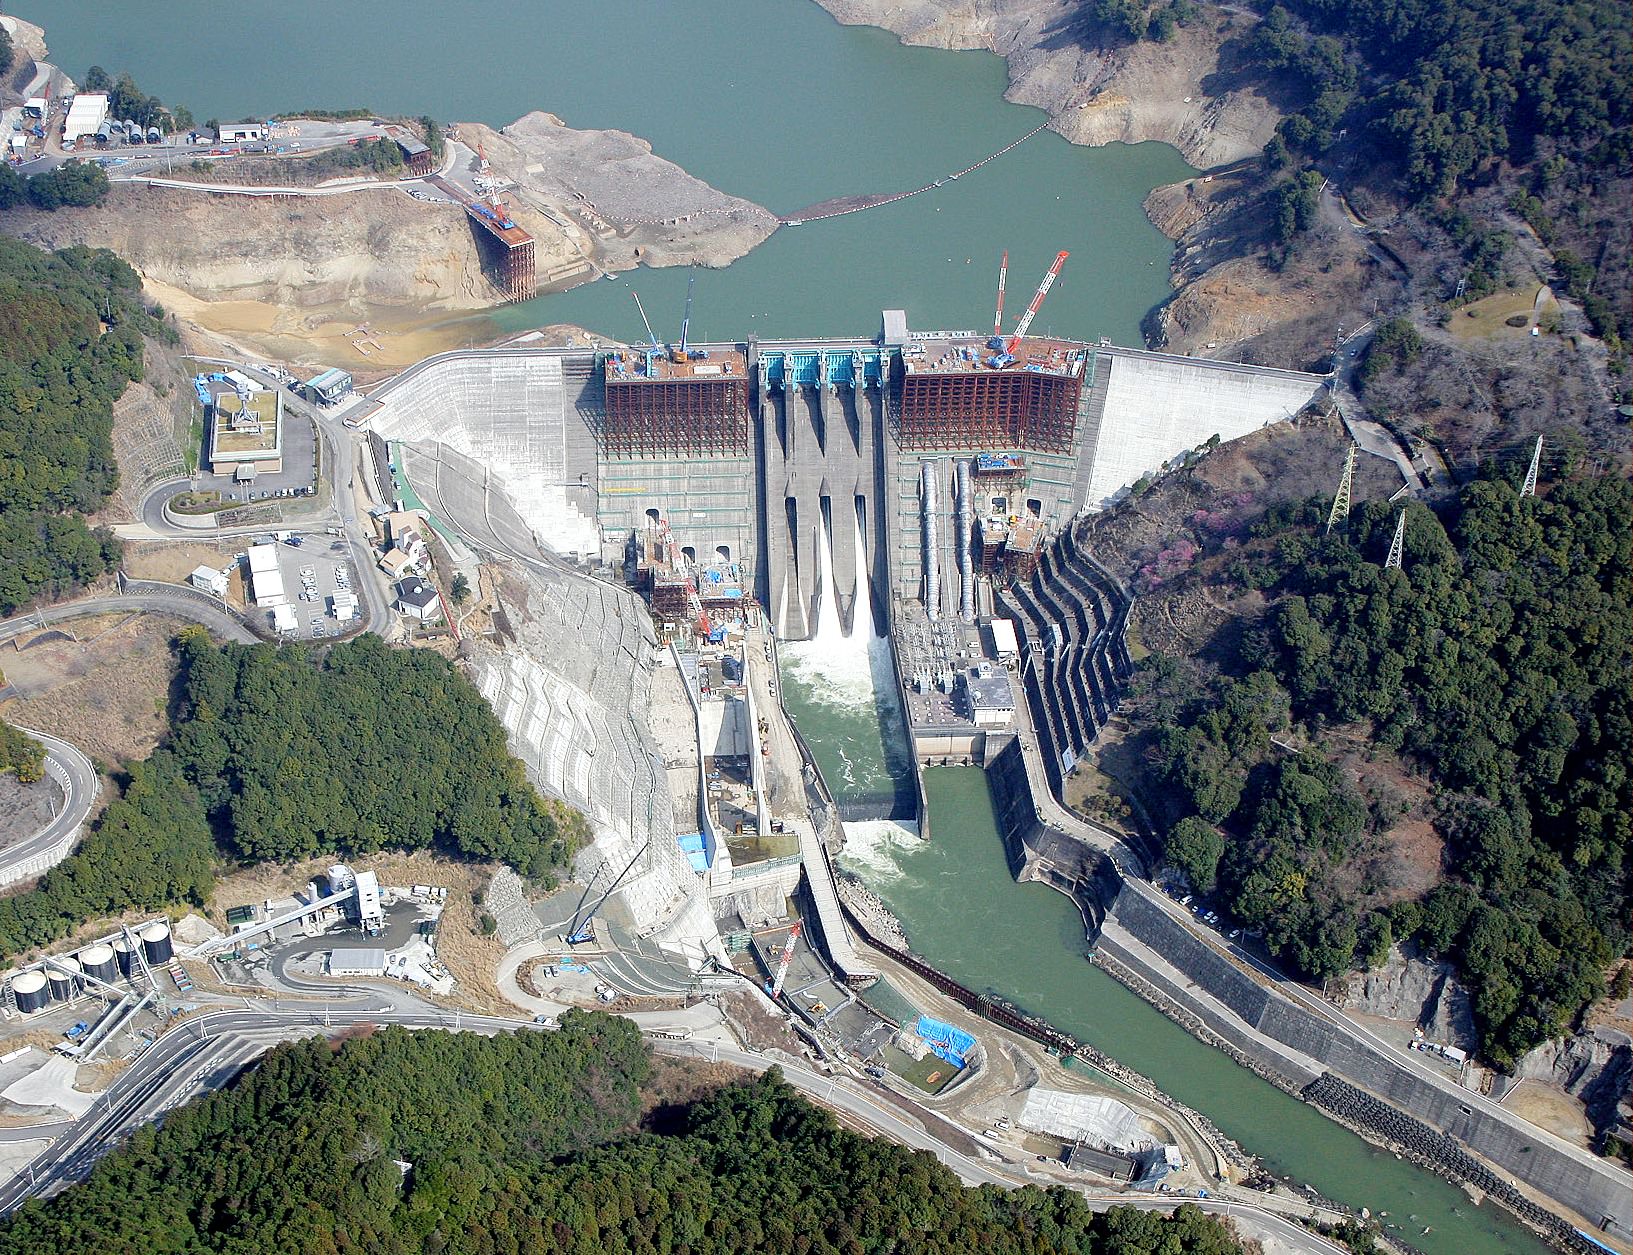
[
  {"left": 122, "top": 357, "right": 393, "bottom": 637},
  {"left": 0, "top": 729, "right": 98, "bottom": 888},
  {"left": 0, "top": 590, "right": 256, "bottom": 647},
  {"left": 0, "top": 1004, "right": 1348, "bottom": 1252}
]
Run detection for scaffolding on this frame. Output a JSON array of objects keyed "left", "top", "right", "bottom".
[
  {"left": 466, "top": 205, "right": 535, "bottom": 302},
  {"left": 897, "top": 366, "right": 1082, "bottom": 453},
  {"left": 602, "top": 355, "right": 750, "bottom": 456}
]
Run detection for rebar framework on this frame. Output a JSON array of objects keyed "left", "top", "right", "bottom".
[{"left": 896, "top": 369, "right": 1082, "bottom": 453}]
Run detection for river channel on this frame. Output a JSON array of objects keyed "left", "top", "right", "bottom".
[{"left": 23, "top": 2, "right": 1558, "bottom": 1250}]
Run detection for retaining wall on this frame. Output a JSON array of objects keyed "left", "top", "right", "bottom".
[{"left": 1104, "top": 884, "right": 1633, "bottom": 1239}]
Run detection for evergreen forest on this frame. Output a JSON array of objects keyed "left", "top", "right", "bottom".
[
  {"left": 0, "top": 1013, "right": 1249, "bottom": 1255},
  {"left": 0, "top": 631, "right": 584, "bottom": 963},
  {"left": 0, "top": 239, "right": 160, "bottom": 614},
  {"left": 1139, "top": 470, "right": 1630, "bottom": 1066}
]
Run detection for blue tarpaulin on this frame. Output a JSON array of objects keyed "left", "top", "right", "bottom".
[{"left": 915, "top": 1015, "right": 975, "bottom": 1069}]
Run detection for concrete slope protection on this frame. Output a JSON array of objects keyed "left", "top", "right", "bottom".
[{"left": 0, "top": 730, "right": 98, "bottom": 889}]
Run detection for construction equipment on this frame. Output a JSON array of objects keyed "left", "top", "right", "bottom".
[
  {"left": 630, "top": 291, "right": 662, "bottom": 353},
  {"left": 1006, "top": 251, "right": 1069, "bottom": 351},
  {"left": 565, "top": 842, "right": 650, "bottom": 945},
  {"left": 670, "top": 273, "right": 696, "bottom": 363},
  {"left": 992, "top": 250, "right": 1009, "bottom": 339},
  {"left": 768, "top": 921, "right": 803, "bottom": 998}
]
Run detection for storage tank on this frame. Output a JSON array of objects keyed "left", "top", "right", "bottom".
[
  {"left": 327, "top": 864, "right": 356, "bottom": 895},
  {"left": 140, "top": 921, "right": 173, "bottom": 964},
  {"left": 11, "top": 972, "right": 48, "bottom": 1014},
  {"left": 112, "top": 935, "right": 137, "bottom": 977},
  {"left": 79, "top": 943, "right": 117, "bottom": 984},
  {"left": 46, "top": 956, "right": 81, "bottom": 1002}
]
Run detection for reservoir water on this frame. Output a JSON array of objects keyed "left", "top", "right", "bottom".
[
  {"left": 23, "top": 3, "right": 1557, "bottom": 1250},
  {"left": 20, "top": 0, "right": 1190, "bottom": 345}
]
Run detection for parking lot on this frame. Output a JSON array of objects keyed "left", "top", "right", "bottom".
[
  {"left": 259, "top": 535, "right": 360, "bottom": 641},
  {"left": 199, "top": 406, "right": 318, "bottom": 505}
]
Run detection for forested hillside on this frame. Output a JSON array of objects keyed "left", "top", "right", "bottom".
[
  {"left": 0, "top": 632, "right": 584, "bottom": 963},
  {"left": 0, "top": 1014, "right": 1249, "bottom": 1255},
  {"left": 0, "top": 238, "right": 164, "bottom": 614},
  {"left": 1135, "top": 469, "right": 1630, "bottom": 1066}
]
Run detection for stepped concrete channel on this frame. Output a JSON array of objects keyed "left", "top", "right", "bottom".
[{"left": 983, "top": 525, "right": 1632, "bottom": 1249}]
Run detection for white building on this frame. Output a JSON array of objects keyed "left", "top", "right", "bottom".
[
  {"left": 354, "top": 870, "right": 383, "bottom": 934},
  {"left": 989, "top": 617, "right": 1020, "bottom": 661},
  {"left": 189, "top": 565, "right": 229, "bottom": 597},
  {"left": 270, "top": 603, "right": 298, "bottom": 634},
  {"left": 246, "top": 542, "right": 286, "bottom": 606},
  {"left": 331, "top": 590, "right": 359, "bottom": 621},
  {"left": 328, "top": 948, "right": 386, "bottom": 978},
  {"left": 217, "top": 122, "right": 265, "bottom": 144},
  {"left": 62, "top": 93, "right": 109, "bottom": 144}
]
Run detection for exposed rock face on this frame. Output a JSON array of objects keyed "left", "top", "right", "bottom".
[
  {"left": 1517, "top": 1027, "right": 1633, "bottom": 1147},
  {"left": 812, "top": 0, "right": 1280, "bottom": 168},
  {"left": 6, "top": 187, "right": 497, "bottom": 311},
  {"left": 1338, "top": 946, "right": 1477, "bottom": 1053}
]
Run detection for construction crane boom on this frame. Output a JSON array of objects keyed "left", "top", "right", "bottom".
[
  {"left": 631, "top": 291, "right": 661, "bottom": 352},
  {"left": 769, "top": 921, "right": 803, "bottom": 998},
  {"left": 992, "top": 250, "right": 1009, "bottom": 338},
  {"left": 672, "top": 273, "right": 696, "bottom": 363},
  {"left": 1007, "top": 250, "right": 1069, "bottom": 350}
]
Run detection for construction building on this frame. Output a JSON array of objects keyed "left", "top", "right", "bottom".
[
  {"left": 897, "top": 335, "right": 1087, "bottom": 454},
  {"left": 304, "top": 368, "right": 354, "bottom": 406},
  {"left": 601, "top": 348, "right": 750, "bottom": 456},
  {"left": 245, "top": 543, "right": 285, "bottom": 607},
  {"left": 465, "top": 200, "right": 535, "bottom": 302},
  {"left": 392, "top": 131, "right": 434, "bottom": 176},
  {"left": 62, "top": 93, "right": 109, "bottom": 145},
  {"left": 208, "top": 386, "right": 283, "bottom": 478},
  {"left": 216, "top": 122, "right": 265, "bottom": 144}
]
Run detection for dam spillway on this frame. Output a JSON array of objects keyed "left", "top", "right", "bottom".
[{"left": 366, "top": 312, "right": 1327, "bottom": 646}]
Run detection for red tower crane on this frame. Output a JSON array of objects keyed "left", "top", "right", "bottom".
[
  {"left": 769, "top": 921, "right": 803, "bottom": 998},
  {"left": 992, "top": 250, "right": 1009, "bottom": 338},
  {"left": 1006, "top": 250, "right": 1069, "bottom": 351}
]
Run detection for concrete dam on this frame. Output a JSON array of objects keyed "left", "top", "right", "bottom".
[{"left": 365, "top": 313, "right": 1326, "bottom": 643}]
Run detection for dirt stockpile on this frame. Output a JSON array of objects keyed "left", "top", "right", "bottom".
[
  {"left": 467, "top": 112, "right": 778, "bottom": 270},
  {"left": 812, "top": 0, "right": 1279, "bottom": 169}
]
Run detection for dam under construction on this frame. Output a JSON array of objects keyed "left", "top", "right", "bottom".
[{"left": 357, "top": 313, "right": 1628, "bottom": 1254}]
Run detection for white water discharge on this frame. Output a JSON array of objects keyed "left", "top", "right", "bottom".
[
  {"left": 837, "top": 819, "right": 925, "bottom": 884},
  {"left": 779, "top": 501, "right": 908, "bottom": 796},
  {"left": 782, "top": 502, "right": 887, "bottom": 703}
]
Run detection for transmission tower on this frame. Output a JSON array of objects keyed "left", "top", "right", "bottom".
[
  {"left": 1326, "top": 443, "right": 1358, "bottom": 534},
  {"left": 1384, "top": 509, "right": 1407, "bottom": 571},
  {"left": 1521, "top": 435, "right": 1543, "bottom": 498}
]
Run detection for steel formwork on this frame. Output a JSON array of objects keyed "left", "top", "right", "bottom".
[
  {"left": 896, "top": 369, "right": 1082, "bottom": 453},
  {"left": 602, "top": 376, "right": 751, "bottom": 455}
]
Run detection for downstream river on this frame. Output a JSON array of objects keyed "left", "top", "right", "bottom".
[{"left": 24, "top": 3, "right": 1555, "bottom": 1251}]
